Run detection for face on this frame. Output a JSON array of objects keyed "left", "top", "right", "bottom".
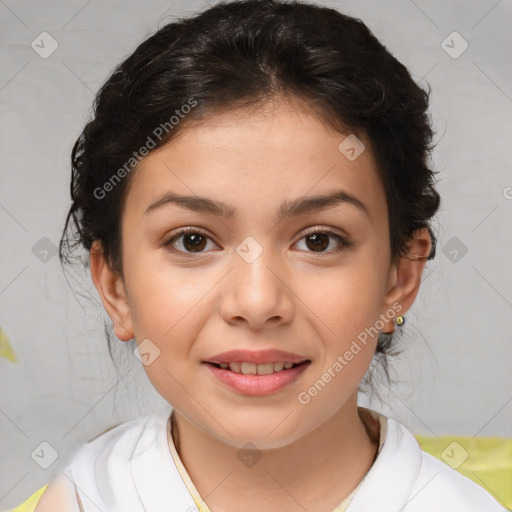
[{"left": 92, "top": 97, "right": 429, "bottom": 449}]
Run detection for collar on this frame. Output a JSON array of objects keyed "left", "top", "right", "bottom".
[
  {"left": 346, "top": 412, "right": 422, "bottom": 511},
  {"left": 138, "top": 406, "right": 418, "bottom": 512}
]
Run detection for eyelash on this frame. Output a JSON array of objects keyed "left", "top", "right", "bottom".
[{"left": 163, "top": 226, "right": 351, "bottom": 256}]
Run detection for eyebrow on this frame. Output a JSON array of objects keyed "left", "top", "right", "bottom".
[{"left": 144, "top": 189, "right": 369, "bottom": 222}]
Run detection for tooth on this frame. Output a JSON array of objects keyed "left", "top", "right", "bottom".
[
  {"left": 257, "top": 363, "right": 274, "bottom": 375},
  {"left": 241, "top": 362, "right": 257, "bottom": 375},
  {"left": 273, "top": 362, "right": 284, "bottom": 372},
  {"left": 229, "top": 362, "right": 242, "bottom": 373},
  {"left": 224, "top": 361, "right": 299, "bottom": 374}
]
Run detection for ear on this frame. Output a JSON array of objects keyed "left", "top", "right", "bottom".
[
  {"left": 89, "top": 240, "right": 134, "bottom": 342},
  {"left": 380, "top": 227, "right": 432, "bottom": 332}
]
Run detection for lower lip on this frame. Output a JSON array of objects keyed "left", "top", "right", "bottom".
[{"left": 204, "top": 362, "right": 310, "bottom": 396}]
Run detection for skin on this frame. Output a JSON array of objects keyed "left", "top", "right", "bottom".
[{"left": 40, "top": 96, "right": 431, "bottom": 512}]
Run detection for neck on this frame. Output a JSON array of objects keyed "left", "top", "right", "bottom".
[{"left": 169, "top": 394, "right": 379, "bottom": 512}]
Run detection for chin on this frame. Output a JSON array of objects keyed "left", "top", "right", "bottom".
[{"left": 207, "top": 411, "right": 309, "bottom": 450}]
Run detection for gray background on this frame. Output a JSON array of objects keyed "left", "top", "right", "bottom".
[{"left": 1, "top": 0, "right": 511, "bottom": 508}]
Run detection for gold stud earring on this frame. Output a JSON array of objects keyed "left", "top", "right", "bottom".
[{"left": 394, "top": 316, "right": 405, "bottom": 326}]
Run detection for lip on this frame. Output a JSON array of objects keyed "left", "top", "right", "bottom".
[
  {"left": 203, "top": 349, "right": 309, "bottom": 365},
  {"left": 204, "top": 360, "right": 311, "bottom": 396}
]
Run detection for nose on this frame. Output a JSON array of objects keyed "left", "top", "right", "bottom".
[{"left": 219, "top": 240, "right": 294, "bottom": 330}]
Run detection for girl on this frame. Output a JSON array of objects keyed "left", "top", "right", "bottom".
[{"left": 33, "top": 0, "right": 505, "bottom": 510}]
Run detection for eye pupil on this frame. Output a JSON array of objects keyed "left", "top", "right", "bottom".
[
  {"left": 169, "top": 229, "right": 344, "bottom": 255},
  {"left": 184, "top": 233, "right": 206, "bottom": 252},
  {"left": 306, "top": 233, "right": 329, "bottom": 252}
]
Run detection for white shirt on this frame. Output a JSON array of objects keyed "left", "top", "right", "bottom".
[{"left": 58, "top": 406, "right": 506, "bottom": 512}]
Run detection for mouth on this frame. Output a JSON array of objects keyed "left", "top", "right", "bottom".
[
  {"left": 203, "top": 358, "right": 311, "bottom": 396},
  {"left": 205, "top": 360, "right": 310, "bottom": 375},
  {"left": 202, "top": 348, "right": 311, "bottom": 395}
]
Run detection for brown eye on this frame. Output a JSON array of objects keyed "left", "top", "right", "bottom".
[
  {"left": 304, "top": 232, "right": 330, "bottom": 252},
  {"left": 164, "top": 228, "right": 216, "bottom": 254},
  {"left": 295, "top": 229, "right": 349, "bottom": 254},
  {"left": 182, "top": 232, "right": 207, "bottom": 252}
]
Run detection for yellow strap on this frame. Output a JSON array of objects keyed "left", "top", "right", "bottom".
[{"left": 7, "top": 485, "right": 48, "bottom": 512}]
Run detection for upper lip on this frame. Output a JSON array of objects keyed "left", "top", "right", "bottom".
[{"left": 204, "top": 349, "right": 310, "bottom": 365}]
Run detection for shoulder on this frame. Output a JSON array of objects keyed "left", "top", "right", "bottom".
[
  {"left": 9, "top": 485, "right": 48, "bottom": 512},
  {"left": 405, "top": 449, "right": 507, "bottom": 511},
  {"left": 389, "top": 417, "right": 506, "bottom": 511},
  {"left": 65, "top": 413, "right": 158, "bottom": 483},
  {"left": 386, "top": 417, "right": 506, "bottom": 512},
  {"left": 71, "top": 414, "right": 151, "bottom": 459},
  {"left": 350, "top": 412, "right": 506, "bottom": 512},
  {"left": 34, "top": 472, "right": 79, "bottom": 512},
  {"left": 36, "top": 414, "right": 162, "bottom": 512}
]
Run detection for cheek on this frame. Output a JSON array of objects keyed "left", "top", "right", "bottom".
[
  {"left": 299, "top": 255, "right": 387, "bottom": 343},
  {"left": 124, "top": 249, "right": 217, "bottom": 403},
  {"left": 124, "top": 244, "right": 214, "bottom": 340},
  {"left": 293, "top": 253, "right": 388, "bottom": 406},
  {"left": 295, "top": 268, "right": 381, "bottom": 417}
]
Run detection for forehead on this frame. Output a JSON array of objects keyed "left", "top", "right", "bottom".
[{"left": 124, "top": 97, "right": 387, "bottom": 222}]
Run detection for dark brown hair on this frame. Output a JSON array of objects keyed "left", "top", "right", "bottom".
[{"left": 60, "top": 0, "right": 440, "bottom": 382}]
